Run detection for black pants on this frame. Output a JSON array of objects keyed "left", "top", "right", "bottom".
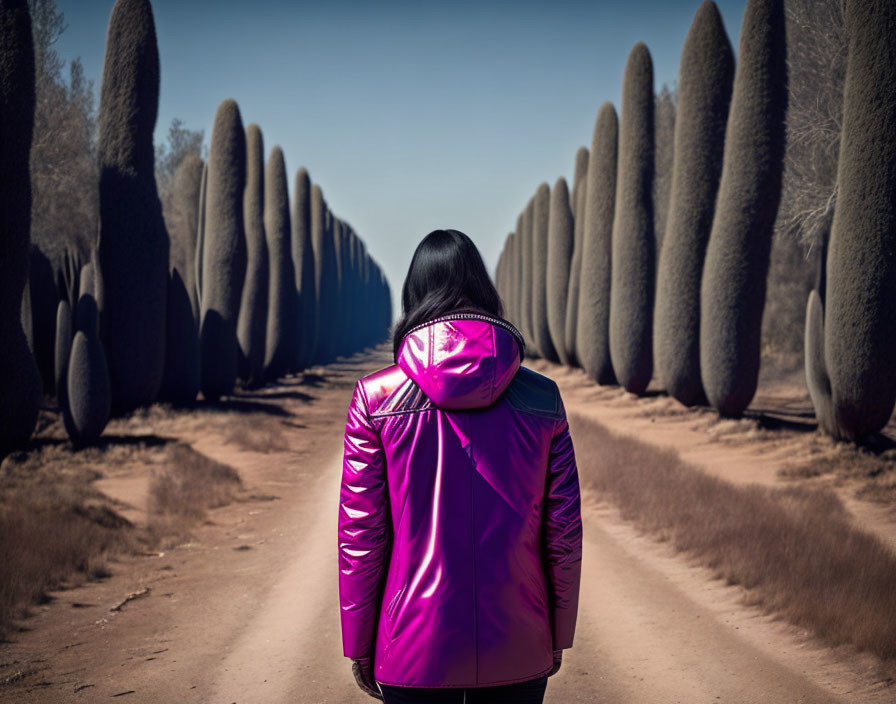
[{"left": 378, "top": 675, "right": 548, "bottom": 703}]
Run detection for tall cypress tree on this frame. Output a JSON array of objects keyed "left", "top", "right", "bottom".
[
  {"left": 167, "top": 153, "right": 204, "bottom": 324},
  {"left": 96, "top": 0, "right": 167, "bottom": 412},
  {"left": 237, "top": 124, "right": 269, "bottom": 385},
  {"left": 577, "top": 103, "right": 619, "bottom": 385},
  {"left": 609, "top": 42, "right": 656, "bottom": 395},
  {"left": 200, "top": 98, "right": 247, "bottom": 401},
  {"left": 532, "top": 184, "right": 557, "bottom": 361},
  {"left": 262, "top": 146, "right": 296, "bottom": 379},
  {"left": 195, "top": 162, "right": 208, "bottom": 312},
  {"left": 565, "top": 146, "right": 590, "bottom": 365},
  {"left": 654, "top": 1, "right": 734, "bottom": 406},
  {"left": 0, "top": 0, "right": 40, "bottom": 454},
  {"left": 291, "top": 168, "right": 316, "bottom": 370},
  {"left": 700, "top": 0, "right": 787, "bottom": 416},
  {"left": 823, "top": 0, "right": 896, "bottom": 440},
  {"left": 520, "top": 197, "right": 535, "bottom": 352},
  {"left": 546, "top": 178, "right": 574, "bottom": 365}
]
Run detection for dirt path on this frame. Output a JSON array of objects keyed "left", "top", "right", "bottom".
[{"left": 0, "top": 351, "right": 891, "bottom": 703}]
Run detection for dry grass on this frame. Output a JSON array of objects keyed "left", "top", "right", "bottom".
[
  {"left": 223, "top": 422, "right": 290, "bottom": 454},
  {"left": 146, "top": 443, "right": 242, "bottom": 546},
  {"left": 570, "top": 413, "right": 896, "bottom": 660},
  {"left": 0, "top": 482, "right": 134, "bottom": 637},
  {"left": 780, "top": 441, "right": 896, "bottom": 507},
  {"left": 0, "top": 433, "right": 242, "bottom": 637}
]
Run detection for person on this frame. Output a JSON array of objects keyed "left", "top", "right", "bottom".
[{"left": 338, "top": 229, "right": 583, "bottom": 703}]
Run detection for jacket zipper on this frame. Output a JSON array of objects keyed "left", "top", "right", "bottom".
[{"left": 404, "top": 312, "right": 526, "bottom": 353}]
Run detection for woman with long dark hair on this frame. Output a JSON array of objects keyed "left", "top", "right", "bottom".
[{"left": 338, "top": 229, "right": 582, "bottom": 703}]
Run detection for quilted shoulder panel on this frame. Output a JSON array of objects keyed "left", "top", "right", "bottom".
[
  {"left": 359, "top": 365, "right": 432, "bottom": 417},
  {"left": 502, "top": 367, "right": 563, "bottom": 420}
]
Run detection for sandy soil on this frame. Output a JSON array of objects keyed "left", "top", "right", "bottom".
[{"left": 0, "top": 350, "right": 893, "bottom": 703}]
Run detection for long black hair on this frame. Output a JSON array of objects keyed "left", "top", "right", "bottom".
[{"left": 393, "top": 229, "right": 505, "bottom": 360}]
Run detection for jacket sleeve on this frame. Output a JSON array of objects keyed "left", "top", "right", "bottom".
[
  {"left": 543, "top": 401, "right": 583, "bottom": 651},
  {"left": 338, "top": 380, "right": 391, "bottom": 660}
]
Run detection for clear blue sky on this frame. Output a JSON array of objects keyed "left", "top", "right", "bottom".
[{"left": 56, "top": 0, "right": 746, "bottom": 315}]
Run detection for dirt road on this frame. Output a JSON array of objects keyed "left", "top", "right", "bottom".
[{"left": 0, "top": 351, "right": 889, "bottom": 703}]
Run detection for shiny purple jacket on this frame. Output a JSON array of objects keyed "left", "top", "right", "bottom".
[{"left": 338, "top": 312, "right": 582, "bottom": 688}]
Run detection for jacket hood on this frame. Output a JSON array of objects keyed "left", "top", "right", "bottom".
[{"left": 397, "top": 313, "right": 524, "bottom": 410}]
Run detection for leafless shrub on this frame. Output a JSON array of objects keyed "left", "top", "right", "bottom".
[
  {"left": 760, "top": 0, "right": 847, "bottom": 377},
  {"left": 780, "top": 0, "right": 846, "bottom": 251},
  {"left": 28, "top": 0, "right": 98, "bottom": 270}
]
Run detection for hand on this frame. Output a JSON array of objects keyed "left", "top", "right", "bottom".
[
  {"left": 548, "top": 649, "right": 563, "bottom": 677},
  {"left": 351, "top": 657, "right": 383, "bottom": 700}
]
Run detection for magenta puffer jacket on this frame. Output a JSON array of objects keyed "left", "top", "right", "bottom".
[{"left": 338, "top": 312, "right": 582, "bottom": 689}]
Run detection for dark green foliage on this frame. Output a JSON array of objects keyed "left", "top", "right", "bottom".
[
  {"left": 166, "top": 152, "right": 204, "bottom": 323},
  {"left": 653, "top": 84, "right": 677, "bottom": 254},
  {"left": 54, "top": 299, "right": 72, "bottom": 410},
  {"left": 700, "top": 0, "right": 787, "bottom": 416},
  {"left": 519, "top": 197, "right": 535, "bottom": 351},
  {"left": 75, "top": 262, "right": 96, "bottom": 333},
  {"left": 27, "top": 246, "right": 57, "bottom": 393},
  {"left": 564, "top": 147, "right": 589, "bottom": 365},
  {"left": 0, "top": 0, "right": 41, "bottom": 454},
  {"left": 66, "top": 327, "right": 111, "bottom": 446},
  {"left": 497, "top": 235, "right": 510, "bottom": 309},
  {"left": 200, "top": 98, "right": 246, "bottom": 402},
  {"left": 344, "top": 226, "right": 361, "bottom": 355},
  {"left": 804, "top": 290, "right": 835, "bottom": 435},
  {"left": 331, "top": 219, "right": 346, "bottom": 357},
  {"left": 654, "top": 1, "right": 734, "bottom": 406},
  {"left": 823, "top": 0, "right": 896, "bottom": 441},
  {"left": 159, "top": 268, "right": 200, "bottom": 405},
  {"left": 160, "top": 152, "right": 202, "bottom": 406},
  {"left": 609, "top": 43, "right": 655, "bottom": 395},
  {"left": 291, "top": 167, "right": 316, "bottom": 370},
  {"left": 20, "top": 270, "right": 33, "bottom": 354},
  {"left": 532, "top": 184, "right": 557, "bottom": 361},
  {"left": 96, "top": 0, "right": 168, "bottom": 412},
  {"left": 546, "top": 178, "right": 574, "bottom": 365},
  {"left": 195, "top": 162, "right": 207, "bottom": 312},
  {"left": 309, "top": 184, "right": 326, "bottom": 364},
  {"left": 510, "top": 224, "right": 521, "bottom": 332},
  {"left": 237, "top": 124, "right": 268, "bottom": 385},
  {"left": 577, "top": 103, "right": 619, "bottom": 385},
  {"left": 344, "top": 228, "right": 360, "bottom": 355},
  {"left": 311, "top": 185, "right": 338, "bottom": 364},
  {"left": 65, "top": 273, "right": 111, "bottom": 444},
  {"left": 74, "top": 268, "right": 99, "bottom": 338},
  {"left": 323, "top": 214, "right": 343, "bottom": 361},
  {"left": 262, "top": 146, "right": 295, "bottom": 379}
]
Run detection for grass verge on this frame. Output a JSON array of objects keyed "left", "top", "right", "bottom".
[
  {"left": 0, "top": 481, "right": 134, "bottom": 636},
  {"left": 569, "top": 413, "right": 896, "bottom": 660},
  {"left": 0, "top": 438, "right": 242, "bottom": 638},
  {"left": 146, "top": 443, "right": 242, "bottom": 545}
]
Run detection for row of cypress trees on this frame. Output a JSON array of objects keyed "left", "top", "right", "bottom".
[
  {"left": 0, "top": 0, "right": 392, "bottom": 455},
  {"left": 496, "top": 0, "right": 784, "bottom": 410},
  {"left": 192, "top": 97, "right": 391, "bottom": 403},
  {"left": 499, "top": 0, "right": 896, "bottom": 442}
]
